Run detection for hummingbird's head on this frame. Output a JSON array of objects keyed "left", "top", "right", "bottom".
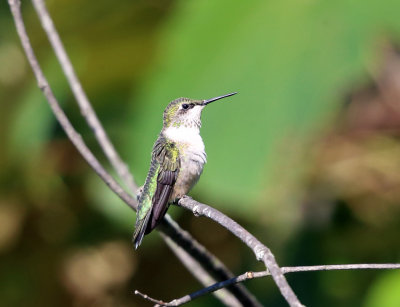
[{"left": 162, "top": 92, "right": 237, "bottom": 129}]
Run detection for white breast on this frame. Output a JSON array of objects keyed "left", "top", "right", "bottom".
[
  {"left": 164, "top": 126, "right": 207, "bottom": 198},
  {"left": 164, "top": 126, "right": 204, "bottom": 151}
]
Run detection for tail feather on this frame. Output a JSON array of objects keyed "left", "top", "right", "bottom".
[{"left": 132, "top": 210, "right": 151, "bottom": 249}]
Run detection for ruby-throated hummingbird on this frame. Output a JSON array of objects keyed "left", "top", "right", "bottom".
[{"left": 133, "top": 92, "right": 237, "bottom": 249}]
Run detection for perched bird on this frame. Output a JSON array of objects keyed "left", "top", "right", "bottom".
[{"left": 133, "top": 92, "right": 237, "bottom": 249}]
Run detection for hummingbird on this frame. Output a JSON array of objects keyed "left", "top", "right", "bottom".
[{"left": 133, "top": 92, "right": 237, "bottom": 249}]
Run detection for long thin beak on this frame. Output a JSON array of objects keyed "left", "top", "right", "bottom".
[{"left": 202, "top": 92, "right": 237, "bottom": 105}]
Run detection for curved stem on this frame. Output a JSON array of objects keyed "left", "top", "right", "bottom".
[
  {"left": 178, "top": 196, "right": 303, "bottom": 307},
  {"left": 31, "top": 0, "right": 137, "bottom": 193}
]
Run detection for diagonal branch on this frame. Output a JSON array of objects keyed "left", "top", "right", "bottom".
[
  {"left": 31, "top": 0, "right": 137, "bottom": 193},
  {"left": 159, "top": 215, "right": 262, "bottom": 307},
  {"left": 8, "top": 0, "right": 137, "bottom": 211},
  {"left": 9, "top": 0, "right": 261, "bottom": 305},
  {"left": 178, "top": 196, "right": 304, "bottom": 307},
  {"left": 136, "top": 263, "right": 400, "bottom": 306},
  {"left": 159, "top": 233, "right": 242, "bottom": 307}
]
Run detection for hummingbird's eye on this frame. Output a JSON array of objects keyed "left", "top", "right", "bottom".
[{"left": 182, "top": 104, "right": 189, "bottom": 110}]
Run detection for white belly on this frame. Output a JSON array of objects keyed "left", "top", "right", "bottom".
[{"left": 163, "top": 126, "right": 207, "bottom": 199}]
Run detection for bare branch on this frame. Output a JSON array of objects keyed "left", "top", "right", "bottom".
[
  {"left": 9, "top": 1, "right": 261, "bottom": 306},
  {"left": 135, "top": 290, "right": 167, "bottom": 305},
  {"left": 136, "top": 263, "right": 400, "bottom": 306},
  {"left": 178, "top": 196, "right": 304, "bottom": 307},
  {"left": 159, "top": 215, "right": 262, "bottom": 307},
  {"left": 160, "top": 233, "right": 242, "bottom": 307},
  {"left": 282, "top": 263, "right": 400, "bottom": 272},
  {"left": 31, "top": 0, "right": 137, "bottom": 193},
  {"left": 8, "top": 0, "right": 138, "bottom": 211}
]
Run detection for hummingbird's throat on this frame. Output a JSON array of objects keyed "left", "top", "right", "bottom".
[
  {"left": 170, "top": 118, "right": 201, "bottom": 129},
  {"left": 163, "top": 125, "right": 201, "bottom": 144}
]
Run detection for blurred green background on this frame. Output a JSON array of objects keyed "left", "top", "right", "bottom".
[{"left": 2, "top": 0, "right": 400, "bottom": 306}]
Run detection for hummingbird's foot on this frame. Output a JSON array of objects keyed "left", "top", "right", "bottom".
[
  {"left": 136, "top": 185, "right": 144, "bottom": 201},
  {"left": 172, "top": 194, "right": 186, "bottom": 205}
]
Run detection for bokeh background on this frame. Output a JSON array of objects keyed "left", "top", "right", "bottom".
[{"left": 1, "top": 0, "right": 400, "bottom": 306}]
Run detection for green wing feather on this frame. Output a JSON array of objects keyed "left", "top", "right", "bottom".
[{"left": 133, "top": 136, "right": 180, "bottom": 249}]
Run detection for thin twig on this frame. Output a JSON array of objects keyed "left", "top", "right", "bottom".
[
  {"left": 185, "top": 264, "right": 400, "bottom": 305},
  {"left": 31, "top": 0, "right": 137, "bottom": 193},
  {"left": 8, "top": 0, "right": 137, "bottom": 211},
  {"left": 9, "top": 1, "right": 261, "bottom": 306},
  {"left": 282, "top": 263, "right": 400, "bottom": 272},
  {"left": 135, "top": 290, "right": 166, "bottom": 305},
  {"left": 178, "top": 196, "right": 304, "bottom": 307},
  {"left": 136, "top": 263, "right": 400, "bottom": 306},
  {"left": 160, "top": 233, "right": 242, "bottom": 307},
  {"left": 159, "top": 215, "right": 262, "bottom": 307}
]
